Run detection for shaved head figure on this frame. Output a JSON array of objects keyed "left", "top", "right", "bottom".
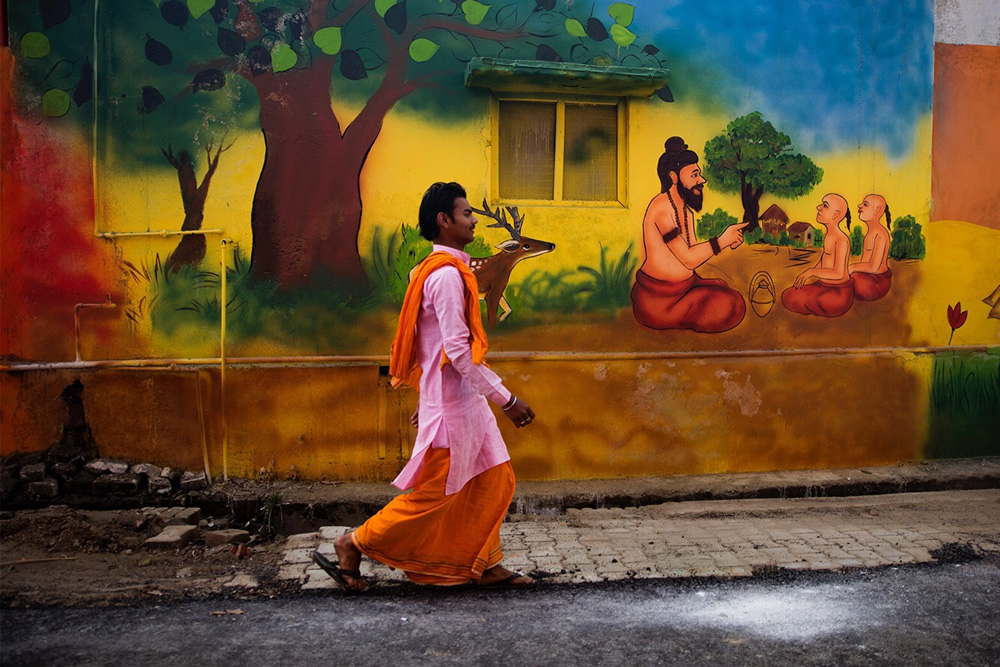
[
  {"left": 849, "top": 193, "right": 894, "bottom": 301},
  {"left": 781, "top": 192, "right": 856, "bottom": 318}
]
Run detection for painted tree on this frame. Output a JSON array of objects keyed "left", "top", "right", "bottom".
[
  {"left": 10, "top": 0, "right": 671, "bottom": 291},
  {"left": 703, "top": 112, "right": 823, "bottom": 234},
  {"left": 161, "top": 140, "right": 233, "bottom": 274}
]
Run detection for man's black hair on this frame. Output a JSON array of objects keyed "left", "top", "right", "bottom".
[
  {"left": 418, "top": 182, "right": 467, "bottom": 241},
  {"left": 657, "top": 136, "right": 699, "bottom": 193}
]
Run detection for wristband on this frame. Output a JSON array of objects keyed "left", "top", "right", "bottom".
[
  {"left": 709, "top": 236, "right": 722, "bottom": 255},
  {"left": 501, "top": 395, "right": 518, "bottom": 411}
]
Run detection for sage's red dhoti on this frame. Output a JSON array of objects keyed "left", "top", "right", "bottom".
[
  {"left": 631, "top": 270, "right": 746, "bottom": 333},
  {"left": 781, "top": 279, "right": 855, "bottom": 317},
  {"left": 351, "top": 448, "right": 515, "bottom": 586},
  {"left": 852, "top": 268, "right": 892, "bottom": 301}
]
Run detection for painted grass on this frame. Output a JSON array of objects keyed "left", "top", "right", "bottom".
[{"left": 927, "top": 350, "right": 1000, "bottom": 459}]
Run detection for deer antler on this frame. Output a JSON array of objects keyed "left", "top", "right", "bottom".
[
  {"left": 504, "top": 206, "right": 524, "bottom": 238},
  {"left": 473, "top": 198, "right": 520, "bottom": 240}
]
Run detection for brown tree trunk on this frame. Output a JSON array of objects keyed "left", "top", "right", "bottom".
[
  {"left": 248, "top": 63, "right": 371, "bottom": 290},
  {"left": 163, "top": 149, "right": 207, "bottom": 274},
  {"left": 741, "top": 180, "right": 763, "bottom": 234}
]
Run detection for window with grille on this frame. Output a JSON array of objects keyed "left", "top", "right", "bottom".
[{"left": 494, "top": 98, "right": 626, "bottom": 205}]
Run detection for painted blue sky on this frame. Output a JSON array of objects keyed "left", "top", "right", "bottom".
[{"left": 604, "top": 0, "right": 934, "bottom": 158}]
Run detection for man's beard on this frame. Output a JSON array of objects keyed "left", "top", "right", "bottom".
[{"left": 678, "top": 181, "right": 704, "bottom": 212}]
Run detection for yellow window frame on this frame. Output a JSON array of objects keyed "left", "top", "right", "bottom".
[{"left": 490, "top": 94, "right": 628, "bottom": 208}]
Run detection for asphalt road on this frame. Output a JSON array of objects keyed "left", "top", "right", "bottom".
[{"left": 3, "top": 558, "right": 998, "bottom": 666}]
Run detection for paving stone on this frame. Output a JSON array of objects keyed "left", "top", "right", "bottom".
[
  {"left": 50, "top": 463, "right": 79, "bottom": 483},
  {"left": 84, "top": 459, "right": 129, "bottom": 475},
  {"left": 278, "top": 564, "right": 309, "bottom": 582},
  {"left": 224, "top": 574, "right": 259, "bottom": 588},
  {"left": 19, "top": 463, "right": 47, "bottom": 482},
  {"left": 131, "top": 463, "right": 163, "bottom": 478},
  {"left": 149, "top": 477, "right": 173, "bottom": 495},
  {"left": 0, "top": 468, "right": 17, "bottom": 496},
  {"left": 319, "top": 526, "right": 350, "bottom": 539},
  {"left": 284, "top": 532, "right": 322, "bottom": 548},
  {"left": 157, "top": 507, "right": 201, "bottom": 525},
  {"left": 204, "top": 529, "right": 251, "bottom": 547},
  {"left": 179, "top": 471, "right": 208, "bottom": 491},
  {"left": 92, "top": 474, "right": 141, "bottom": 495},
  {"left": 67, "top": 470, "right": 96, "bottom": 494},
  {"left": 283, "top": 548, "right": 314, "bottom": 564},
  {"left": 27, "top": 477, "right": 59, "bottom": 500},
  {"left": 145, "top": 525, "right": 198, "bottom": 550}
]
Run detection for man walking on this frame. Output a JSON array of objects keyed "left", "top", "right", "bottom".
[{"left": 313, "top": 182, "right": 536, "bottom": 592}]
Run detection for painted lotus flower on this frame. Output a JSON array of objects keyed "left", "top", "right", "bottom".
[{"left": 947, "top": 302, "right": 968, "bottom": 345}]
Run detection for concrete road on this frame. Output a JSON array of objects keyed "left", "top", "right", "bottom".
[{"left": 3, "top": 558, "right": 998, "bottom": 666}]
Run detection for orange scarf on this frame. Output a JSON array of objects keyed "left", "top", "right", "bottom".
[{"left": 388, "top": 251, "right": 489, "bottom": 390}]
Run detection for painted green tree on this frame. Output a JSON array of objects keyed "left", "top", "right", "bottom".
[
  {"left": 849, "top": 224, "right": 864, "bottom": 256},
  {"left": 696, "top": 207, "right": 736, "bottom": 240},
  {"left": 703, "top": 112, "right": 823, "bottom": 234},
  {"left": 889, "top": 215, "right": 926, "bottom": 260},
  {"left": 10, "top": 0, "right": 671, "bottom": 292}
]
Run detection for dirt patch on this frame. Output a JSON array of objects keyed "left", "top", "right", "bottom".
[{"left": 0, "top": 506, "right": 293, "bottom": 608}]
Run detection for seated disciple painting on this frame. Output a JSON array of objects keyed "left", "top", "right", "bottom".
[
  {"left": 848, "top": 194, "right": 893, "bottom": 301},
  {"left": 781, "top": 193, "right": 855, "bottom": 318}
]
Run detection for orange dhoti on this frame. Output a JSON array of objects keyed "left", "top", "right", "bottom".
[
  {"left": 351, "top": 448, "right": 515, "bottom": 586},
  {"left": 781, "top": 279, "right": 855, "bottom": 317},
  {"left": 852, "top": 268, "right": 892, "bottom": 301},
  {"left": 631, "top": 270, "right": 746, "bottom": 333}
]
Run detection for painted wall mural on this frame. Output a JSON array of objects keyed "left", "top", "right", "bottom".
[{"left": 1, "top": 0, "right": 997, "bottom": 482}]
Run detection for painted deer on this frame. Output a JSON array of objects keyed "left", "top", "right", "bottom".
[{"left": 469, "top": 199, "right": 555, "bottom": 328}]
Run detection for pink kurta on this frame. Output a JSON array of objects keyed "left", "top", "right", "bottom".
[{"left": 392, "top": 245, "right": 512, "bottom": 496}]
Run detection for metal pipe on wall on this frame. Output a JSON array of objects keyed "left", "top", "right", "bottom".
[
  {"left": 3, "top": 344, "right": 994, "bottom": 375},
  {"left": 220, "top": 239, "right": 232, "bottom": 481}
]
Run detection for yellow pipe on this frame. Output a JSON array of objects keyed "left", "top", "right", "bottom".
[
  {"left": 195, "top": 369, "right": 213, "bottom": 485},
  {"left": 220, "top": 239, "right": 231, "bottom": 481},
  {"left": 97, "top": 229, "right": 226, "bottom": 239},
  {"left": 2, "top": 344, "right": 995, "bottom": 374}
]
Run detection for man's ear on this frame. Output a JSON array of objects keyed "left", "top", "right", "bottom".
[{"left": 437, "top": 210, "right": 451, "bottom": 229}]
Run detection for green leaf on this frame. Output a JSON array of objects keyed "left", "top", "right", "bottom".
[
  {"left": 312, "top": 26, "right": 342, "bottom": 55},
  {"left": 462, "top": 0, "right": 489, "bottom": 25},
  {"left": 565, "top": 18, "right": 586, "bottom": 37},
  {"left": 42, "top": 89, "right": 71, "bottom": 117},
  {"left": 409, "top": 38, "right": 439, "bottom": 62},
  {"left": 608, "top": 2, "right": 634, "bottom": 27},
  {"left": 609, "top": 24, "right": 635, "bottom": 47},
  {"left": 187, "top": 0, "right": 213, "bottom": 19},
  {"left": 21, "top": 32, "right": 51, "bottom": 59},
  {"left": 593, "top": 56, "right": 613, "bottom": 66},
  {"left": 271, "top": 43, "right": 297, "bottom": 72},
  {"left": 151, "top": 0, "right": 161, "bottom": 7},
  {"left": 375, "top": 0, "right": 397, "bottom": 17}
]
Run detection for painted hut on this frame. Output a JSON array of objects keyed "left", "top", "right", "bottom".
[
  {"left": 760, "top": 204, "right": 790, "bottom": 238},
  {"left": 788, "top": 222, "right": 816, "bottom": 246}
]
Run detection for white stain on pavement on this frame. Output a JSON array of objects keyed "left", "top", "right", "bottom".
[{"left": 628, "top": 584, "right": 882, "bottom": 641}]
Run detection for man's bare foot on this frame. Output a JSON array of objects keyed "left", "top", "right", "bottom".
[
  {"left": 477, "top": 565, "right": 535, "bottom": 589},
  {"left": 333, "top": 533, "right": 367, "bottom": 591}
]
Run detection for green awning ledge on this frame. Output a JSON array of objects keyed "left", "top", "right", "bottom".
[{"left": 464, "top": 57, "right": 670, "bottom": 98}]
